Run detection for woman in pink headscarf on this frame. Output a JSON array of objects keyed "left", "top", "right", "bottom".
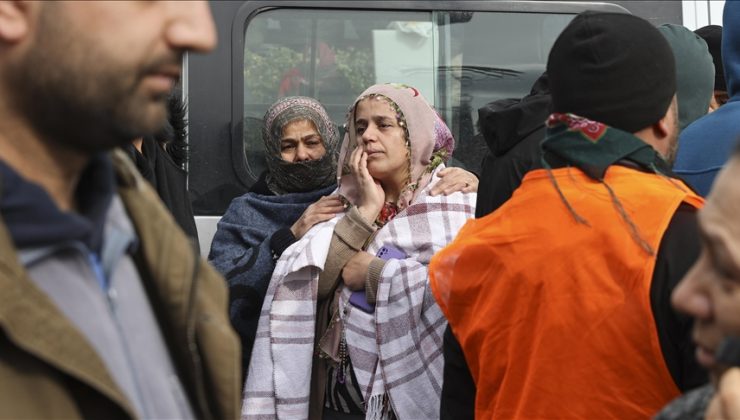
[{"left": 243, "top": 84, "right": 476, "bottom": 420}]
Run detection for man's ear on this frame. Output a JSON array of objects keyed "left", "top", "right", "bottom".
[
  {"left": 653, "top": 96, "right": 678, "bottom": 139},
  {"left": 653, "top": 116, "right": 669, "bottom": 139},
  {"left": 0, "top": 1, "right": 31, "bottom": 43}
]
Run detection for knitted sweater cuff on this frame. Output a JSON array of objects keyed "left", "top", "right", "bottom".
[
  {"left": 365, "top": 257, "right": 386, "bottom": 304},
  {"left": 335, "top": 206, "right": 376, "bottom": 251}
]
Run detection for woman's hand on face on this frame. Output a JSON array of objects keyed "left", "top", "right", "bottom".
[
  {"left": 706, "top": 368, "right": 740, "bottom": 420},
  {"left": 350, "top": 146, "right": 385, "bottom": 223},
  {"left": 290, "top": 195, "right": 346, "bottom": 240},
  {"left": 341, "top": 251, "right": 375, "bottom": 291},
  {"left": 430, "top": 167, "right": 478, "bottom": 196}
]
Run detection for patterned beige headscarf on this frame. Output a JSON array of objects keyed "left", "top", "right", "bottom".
[
  {"left": 337, "top": 84, "right": 454, "bottom": 210},
  {"left": 262, "top": 96, "right": 339, "bottom": 194}
]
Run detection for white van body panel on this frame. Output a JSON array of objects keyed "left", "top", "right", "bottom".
[{"left": 195, "top": 216, "right": 221, "bottom": 257}]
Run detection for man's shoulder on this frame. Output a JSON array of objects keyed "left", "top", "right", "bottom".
[{"left": 110, "top": 148, "right": 200, "bottom": 269}]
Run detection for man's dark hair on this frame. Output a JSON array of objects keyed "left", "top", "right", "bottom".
[
  {"left": 154, "top": 94, "right": 189, "bottom": 170},
  {"left": 695, "top": 25, "right": 725, "bottom": 92}
]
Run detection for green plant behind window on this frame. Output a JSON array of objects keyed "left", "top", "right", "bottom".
[
  {"left": 244, "top": 46, "right": 304, "bottom": 105},
  {"left": 335, "top": 47, "right": 375, "bottom": 94}
]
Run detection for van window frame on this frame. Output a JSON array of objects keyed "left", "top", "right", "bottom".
[{"left": 229, "top": 0, "right": 628, "bottom": 188}]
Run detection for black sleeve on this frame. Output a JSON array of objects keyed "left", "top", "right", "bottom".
[
  {"left": 440, "top": 325, "right": 476, "bottom": 420},
  {"left": 269, "top": 227, "right": 297, "bottom": 260},
  {"left": 475, "top": 153, "right": 506, "bottom": 218},
  {"left": 651, "top": 203, "right": 709, "bottom": 391},
  {"left": 475, "top": 130, "right": 544, "bottom": 218}
]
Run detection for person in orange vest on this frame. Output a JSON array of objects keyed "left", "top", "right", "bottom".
[{"left": 429, "top": 12, "right": 709, "bottom": 419}]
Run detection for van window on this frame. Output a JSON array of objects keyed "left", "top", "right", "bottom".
[{"left": 242, "top": 8, "right": 574, "bottom": 180}]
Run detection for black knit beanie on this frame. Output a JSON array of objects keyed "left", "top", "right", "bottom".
[
  {"left": 547, "top": 12, "right": 676, "bottom": 133},
  {"left": 694, "top": 25, "right": 725, "bottom": 91}
]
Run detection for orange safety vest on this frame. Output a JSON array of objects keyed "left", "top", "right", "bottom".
[{"left": 430, "top": 166, "right": 703, "bottom": 420}]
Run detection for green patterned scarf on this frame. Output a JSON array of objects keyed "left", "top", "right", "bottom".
[
  {"left": 540, "top": 113, "right": 681, "bottom": 255},
  {"left": 541, "top": 113, "right": 668, "bottom": 179}
]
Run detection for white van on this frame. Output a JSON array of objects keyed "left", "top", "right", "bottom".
[{"left": 186, "top": 1, "right": 696, "bottom": 255}]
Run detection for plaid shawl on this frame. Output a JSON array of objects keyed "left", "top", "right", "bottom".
[{"left": 242, "top": 167, "right": 476, "bottom": 419}]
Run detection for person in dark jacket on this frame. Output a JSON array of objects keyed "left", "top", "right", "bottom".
[
  {"left": 208, "top": 96, "right": 344, "bottom": 382},
  {"left": 127, "top": 94, "right": 199, "bottom": 244},
  {"left": 475, "top": 72, "right": 550, "bottom": 218}
]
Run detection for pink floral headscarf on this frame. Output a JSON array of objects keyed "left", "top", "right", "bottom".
[{"left": 337, "top": 84, "right": 455, "bottom": 211}]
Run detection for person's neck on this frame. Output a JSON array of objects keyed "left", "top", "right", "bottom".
[
  {"left": 380, "top": 171, "right": 409, "bottom": 204},
  {"left": 0, "top": 117, "right": 90, "bottom": 212},
  {"left": 383, "top": 187, "right": 400, "bottom": 204},
  {"left": 633, "top": 127, "right": 667, "bottom": 162}
]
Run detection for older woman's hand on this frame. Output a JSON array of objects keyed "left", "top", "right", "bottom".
[
  {"left": 430, "top": 167, "right": 478, "bottom": 196},
  {"left": 350, "top": 146, "right": 385, "bottom": 223},
  {"left": 290, "top": 195, "right": 346, "bottom": 239},
  {"left": 342, "top": 251, "right": 375, "bottom": 291}
]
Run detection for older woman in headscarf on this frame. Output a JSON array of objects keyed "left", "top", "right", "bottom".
[
  {"left": 209, "top": 96, "right": 477, "bottom": 385},
  {"left": 243, "top": 85, "right": 476, "bottom": 420},
  {"left": 209, "top": 96, "right": 342, "bottom": 380}
]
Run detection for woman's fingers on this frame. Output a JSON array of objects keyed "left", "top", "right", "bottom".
[
  {"left": 347, "top": 147, "right": 383, "bottom": 222},
  {"left": 358, "top": 150, "right": 371, "bottom": 179},
  {"left": 313, "top": 203, "right": 346, "bottom": 215},
  {"left": 349, "top": 147, "right": 372, "bottom": 184},
  {"left": 349, "top": 146, "right": 363, "bottom": 175},
  {"left": 308, "top": 197, "right": 345, "bottom": 215},
  {"left": 304, "top": 212, "right": 336, "bottom": 227},
  {"left": 431, "top": 181, "right": 464, "bottom": 196},
  {"left": 355, "top": 150, "right": 377, "bottom": 198},
  {"left": 319, "top": 196, "right": 345, "bottom": 207},
  {"left": 436, "top": 167, "right": 452, "bottom": 177},
  {"left": 293, "top": 197, "right": 347, "bottom": 239},
  {"left": 465, "top": 176, "right": 479, "bottom": 192},
  {"left": 431, "top": 167, "right": 479, "bottom": 196}
]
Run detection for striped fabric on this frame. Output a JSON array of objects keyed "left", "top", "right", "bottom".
[
  {"left": 242, "top": 167, "right": 476, "bottom": 419},
  {"left": 325, "top": 362, "right": 364, "bottom": 413}
]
